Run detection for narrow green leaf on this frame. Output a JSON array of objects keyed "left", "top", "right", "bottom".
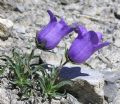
[
  {"left": 0, "top": 68, "right": 4, "bottom": 75},
  {"left": 38, "top": 77, "right": 46, "bottom": 94},
  {"left": 53, "top": 80, "right": 73, "bottom": 89},
  {"left": 32, "top": 64, "right": 45, "bottom": 74}
]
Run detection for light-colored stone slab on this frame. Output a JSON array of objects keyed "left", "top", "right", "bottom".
[{"left": 60, "top": 67, "right": 105, "bottom": 104}]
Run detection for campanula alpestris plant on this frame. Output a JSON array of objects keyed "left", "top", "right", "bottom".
[
  {"left": 36, "top": 10, "right": 73, "bottom": 50},
  {"left": 67, "top": 25, "right": 110, "bottom": 64},
  {"left": 0, "top": 9, "right": 110, "bottom": 103}
]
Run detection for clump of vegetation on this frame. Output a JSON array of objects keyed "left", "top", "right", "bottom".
[
  {"left": 0, "top": 49, "right": 72, "bottom": 103},
  {"left": 37, "top": 64, "right": 72, "bottom": 102},
  {"left": 0, "top": 49, "right": 36, "bottom": 99}
]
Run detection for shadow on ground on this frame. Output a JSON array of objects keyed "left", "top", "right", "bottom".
[{"left": 60, "top": 67, "right": 89, "bottom": 79}]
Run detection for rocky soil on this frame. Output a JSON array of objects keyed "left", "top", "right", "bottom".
[{"left": 0, "top": 0, "right": 120, "bottom": 104}]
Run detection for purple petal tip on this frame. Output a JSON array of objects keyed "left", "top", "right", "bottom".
[{"left": 47, "top": 10, "right": 57, "bottom": 22}]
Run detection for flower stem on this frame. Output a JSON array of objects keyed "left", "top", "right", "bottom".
[{"left": 54, "top": 60, "right": 69, "bottom": 83}]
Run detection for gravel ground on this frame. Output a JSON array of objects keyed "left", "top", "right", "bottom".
[{"left": 0, "top": 0, "right": 120, "bottom": 104}]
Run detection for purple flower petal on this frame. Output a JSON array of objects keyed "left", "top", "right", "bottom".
[
  {"left": 37, "top": 22, "right": 57, "bottom": 43},
  {"left": 88, "top": 31, "right": 99, "bottom": 44},
  {"left": 68, "top": 25, "right": 110, "bottom": 64},
  {"left": 68, "top": 33, "right": 94, "bottom": 63},
  {"left": 36, "top": 10, "right": 73, "bottom": 50},
  {"left": 44, "top": 22, "right": 73, "bottom": 49},
  {"left": 47, "top": 10, "right": 57, "bottom": 22},
  {"left": 59, "top": 18, "right": 73, "bottom": 33},
  {"left": 96, "top": 32, "right": 103, "bottom": 43},
  {"left": 59, "top": 18, "right": 66, "bottom": 26},
  {"left": 76, "top": 25, "right": 87, "bottom": 39},
  {"left": 94, "top": 41, "right": 110, "bottom": 51},
  {"left": 43, "top": 23, "right": 65, "bottom": 49}
]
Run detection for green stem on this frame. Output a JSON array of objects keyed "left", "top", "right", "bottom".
[{"left": 54, "top": 60, "right": 69, "bottom": 83}]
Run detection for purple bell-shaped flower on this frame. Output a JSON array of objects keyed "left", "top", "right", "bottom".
[
  {"left": 36, "top": 10, "right": 73, "bottom": 50},
  {"left": 67, "top": 25, "right": 110, "bottom": 64}
]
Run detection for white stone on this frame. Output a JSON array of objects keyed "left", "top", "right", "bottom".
[
  {"left": 0, "top": 18, "right": 13, "bottom": 40},
  {"left": 0, "top": 18, "right": 13, "bottom": 29},
  {"left": 66, "top": 93, "right": 82, "bottom": 104},
  {"left": 13, "top": 24, "right": 26, "bottom": 34},
  {"left": 114, "top": 39, "right": 120, "bottom": 47},
  {"left": 0, "top": 88, "right": 9, "bottom": 104},
  {"left": 40, "top": 50, "right": 64, "bottom": 66}
]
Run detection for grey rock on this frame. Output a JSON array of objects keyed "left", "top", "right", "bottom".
[
  {"left": 102, "top": 71, "right": 120, "bottom": 103},
  {"left": 65, "top": 4, "right": 81, "bottom": 11},
  {"left": 39, "top": 50, "right": 64, "bottom": 66},
  {"left": 103, "top": 71, "right": 120, "bottom": 83},
  {"left": 0, "top": 37, "right": 13, "bottom": 50},
  {"left": 60, "top": 67, "right": 105, "bottom": 104},
  {"left": 0, "top": 0, "right": 33, "bottom": 11},
  {"left": 61, "top": 93, "right": 82, "bottom": 104},
  {"left": 51, "top": 99, "right": 61, "bottom": 104},
  {"left": 0, "top": 18, "right": 13, "bottom": 40},
  {"left": 13, "top": 24, "right": 26, "bottom": 34},
  {"left": 114, "top": 38, "right": 120, "bottom": 47},
  {"left": 0, "top": 88, "right": 9, "bottom": 104},
  {"left": 0, "top": 88, "right": 25, "bottom": 104},
  {"left": 104, "top": 82, "right": 117, "bottom": 102},
  {"left": 113, "top": 90, "right": 120, "bottom": 104},
  {"left": 15, "top": 4, "right": 25, "bottom": 13}
]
